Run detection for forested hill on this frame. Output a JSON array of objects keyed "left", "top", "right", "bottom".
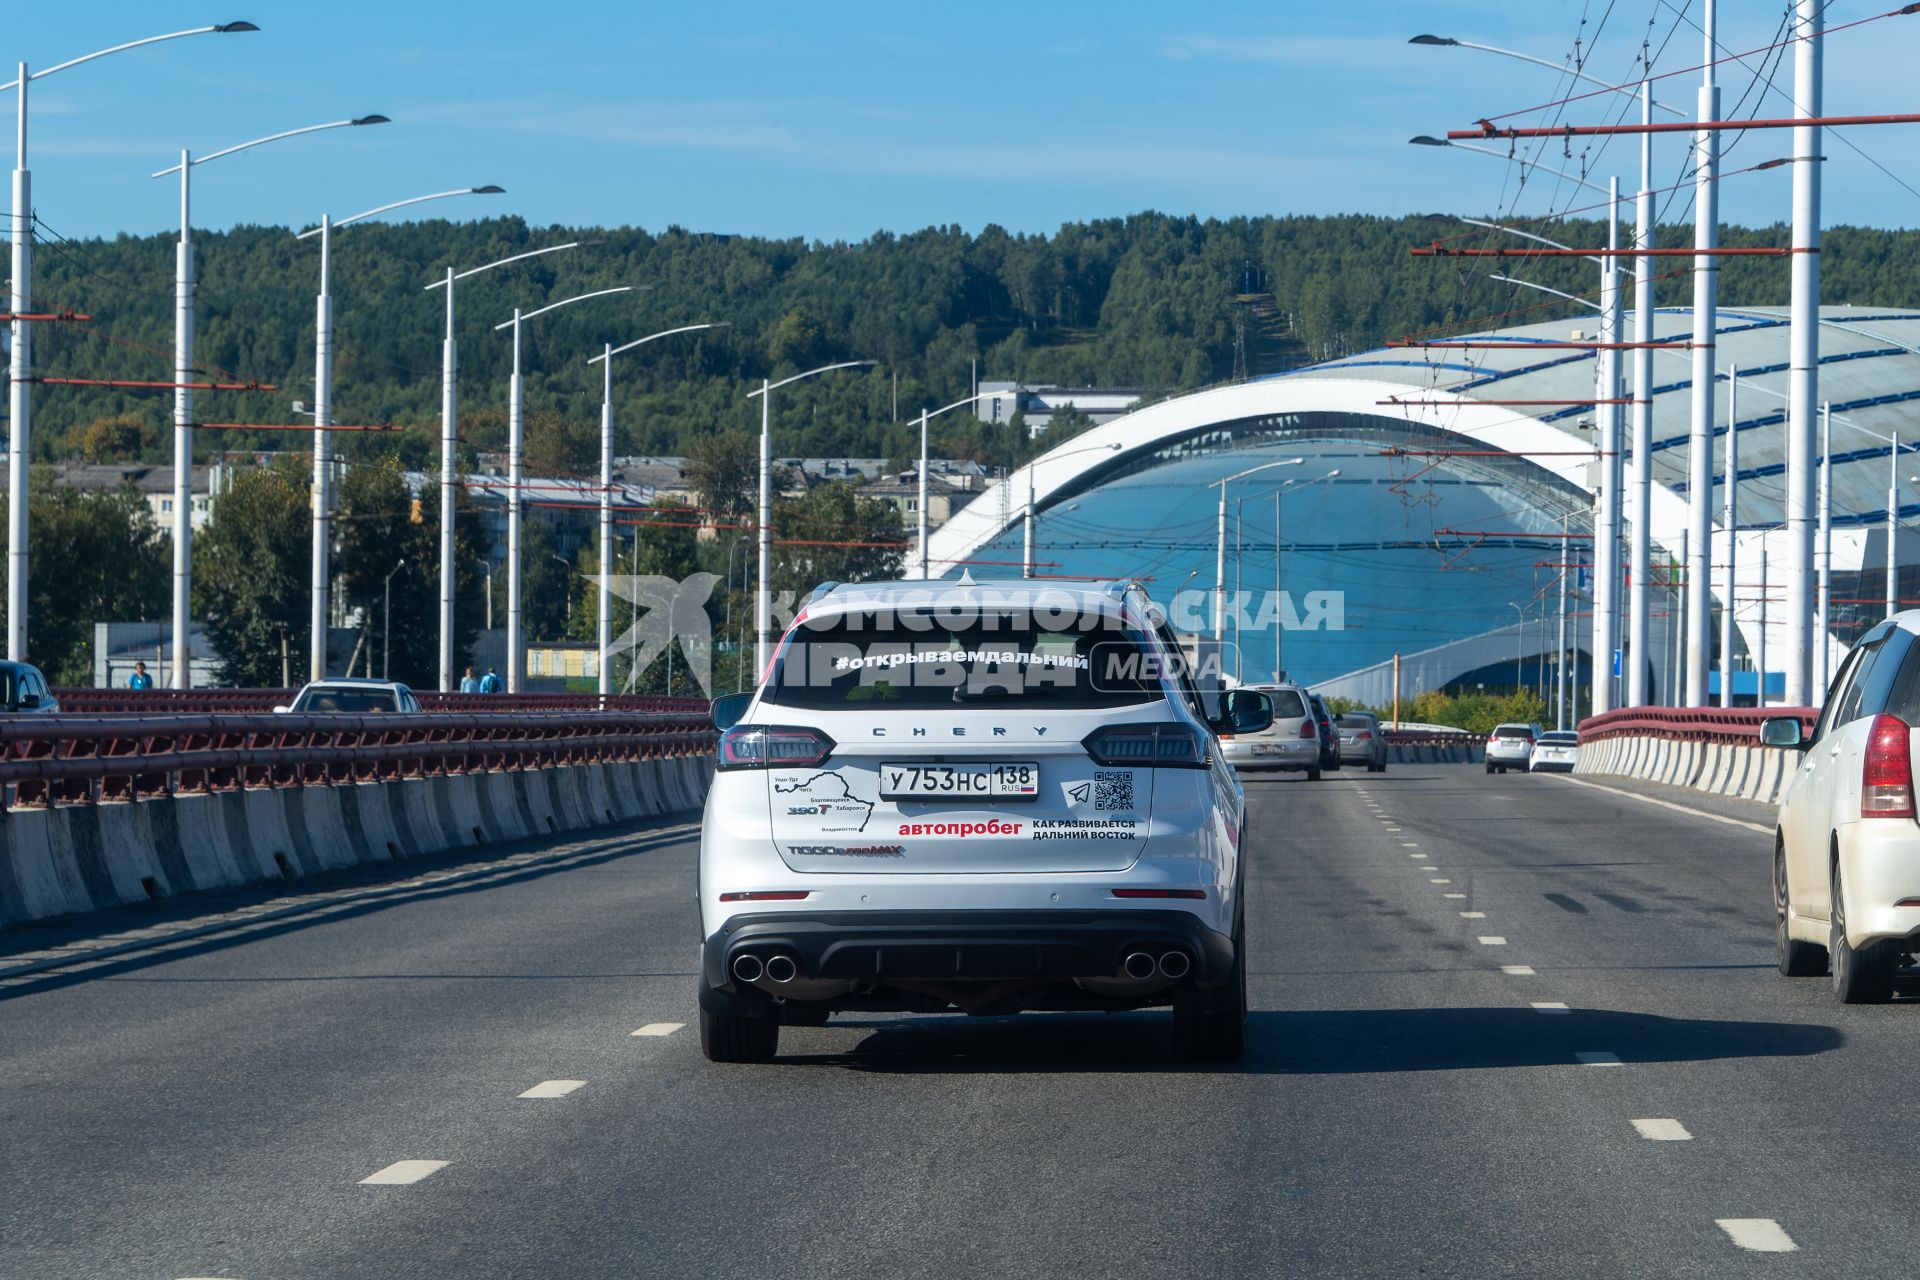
[{"left": 22, "top": 212, "right": 1920, "bottom": 473}]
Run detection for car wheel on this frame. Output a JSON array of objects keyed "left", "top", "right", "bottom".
[
  {"left": 1176, "top": 917, "right": 1246, "bottom": 1063},
  {"left": 700, "top": 1006, "right": 781, "bottom": 1062},
  {"left": 1830, "top": 859, "right": 1897, "bottom": 1003},
  {"left": 1306, "top": 765, "right": 1322, "bottom": 782},
  {"left": 1485, "top": 763, "right": 1494, "bottom": 774},
  {"left": 1775, "top": 840, "right": 1827, "bottom": 977}
]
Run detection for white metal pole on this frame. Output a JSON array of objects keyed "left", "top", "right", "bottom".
[
  {"left": 1213, "top": 485, "right": 1228, "bottom": 642},
  {"left": 1024, "top": 470, "right": 1036, "bottom": 579},
  {"left": 506, "top": 309, "right": 524, "bottom": 693},
  {"left": 438, "top": 267, "right": 456, "bottom": 692},
  {"left": 1627, "top": 83, "right": 1655, "bottom": 706},
  {"left": 1721, "top": 367, "right": 1739, "bottom": 708},
  {"left": 1758, "top": 543, "right": 1769, "bottom": 706},
  {"left": 309, "top": 214, "right": 333, "bottom": 683},
  {"left": 1592, "top": 177, "right": 1622, "bottom": 715},
  {"left": 1785, "top": 0, "right": 1822, "bottom": 707},
  {"left": 1685, "top": 1, "right": 1720, "bottom": 706},
  {"left": 598, "top": 343, "right": 613, "bottom": 698},
  {"left": 917, "top": 408, "right": 929, "bottom": 579},
  {"left": 1888, "top": 430, "right": 1900, "bottom": 620},
  {"left": 1816, "top": 401, "right": 1830, "bottom": 690},
  {"left": 170, "top": 151, "right": 195, "bottom": 689},
  {"left": 1557, "top": 522, "right": 1569, "bottom": 729},
  {"left": 8, "top": 63, "right": 31, "bottom": 662},
  {"left": 1274, "top": 486, "right": 1283, "bottom": 682},
  {"left": 755, "top": 379, "right": 772, "bottom": 679}
]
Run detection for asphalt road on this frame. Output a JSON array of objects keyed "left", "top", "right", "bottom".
[{"left": 2, "top": 765, "right": 1911, "bottom": 1279}]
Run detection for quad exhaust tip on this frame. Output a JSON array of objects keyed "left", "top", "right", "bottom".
[
  {"left": 1122, "top": 951, "right": 1158, "bottom": 980},
  {"left": 731, "top": 953, "right": 764, "bottom": 984},
  {"left": 1157, "top": 950, "right": 1192, "bottom": 980},
  {"left": 763, "top": 953, "right": 800, "bottom": 984}
]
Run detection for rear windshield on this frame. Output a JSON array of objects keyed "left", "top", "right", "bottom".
[
  {"left": 296, "top": 688, "right": 395, "bottom": 712},
  {"left": 1336, "top": 714, "right": 1374, "bottom": 728},
  {"left": 1265, "top": 689, "right": 1307, "bottom": 719},
  {"left": 762, "top": 606, "right": 1168, "bottom": 711},
  {"left": 1492, "top": 726, "right": 1534, "bottom": 739},
  {"left": 1540, "top": 732, "right": 1577, "bottom": 744}
]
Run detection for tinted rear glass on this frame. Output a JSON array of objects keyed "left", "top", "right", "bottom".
[
  {"left": 1539, "top": 732, "right": 1577, "bottom": 744},
  {"left": 297, "top": 689, "right": 396, "bottom": 712},
  {"left": 1336, "top": 714, "right": 1374, "bottom": 728},
  {"left": 1265, "top": 690, "right": 1307, "bottom": 718},
  {"left": 762, "top": 607, "right": 1166, "bottom": 710},
  {"left": 1493, "top": 726, "right": 1533, "bottom": 739}
]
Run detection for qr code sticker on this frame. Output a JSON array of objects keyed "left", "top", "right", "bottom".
[{"left": 1094, "top": 771, "right": 1135, "bottom": 812}]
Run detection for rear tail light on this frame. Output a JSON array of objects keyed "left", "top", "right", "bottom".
[
  {"left": 1083, "top": 723, "right": 1209, "bottom": 769},
  {"left": 1862, "top": 712, "right": 1915, "bottom": 818},
  {"left": 717, "top": 724, "right": 836, "bottom": 770},
  {"left": 1356, "top": 731, "right": 1372, "bottom": 740},
  {"left": 1300, "top": 721, "right": 1318, "bottom": 740},
  {"left": 1111, "top": 888, "right": 1207, "bottom": 899}
]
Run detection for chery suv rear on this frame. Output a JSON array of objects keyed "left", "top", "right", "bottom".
[{"left": 696, "top": 578, "right": 1272, "bottom": 1063}]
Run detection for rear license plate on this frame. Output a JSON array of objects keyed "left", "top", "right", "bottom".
[
  {"left": 880, "top": 761, "right": 1039, "bottom": 799},
  {"left": 1252, "top": 743, "right": 1280, "bottom": 755}
]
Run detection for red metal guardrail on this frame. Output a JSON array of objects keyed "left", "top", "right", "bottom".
[
  {"left": 1382, "top": 728, "right": 1487, "bottom": 746},
  {"left": 0, "top": 710, "right": 715, "bottom": 808},
  {"left": 52, "top": 688, "right": 709, "bottom": 715},
  {"left": 1576, "top": 705, "right": 1817, "bottom": 744}
]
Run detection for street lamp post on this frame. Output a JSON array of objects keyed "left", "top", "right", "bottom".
[
  {"left": 1208, "top": 459, "right": 1304, "bottom": 643},
  {"left": 910, "top": 389, "right": 1015, "bottom": 578},
  {"left": 587, "top": 322, "right": 726, "bottom": 695},
  {"left": 1020, "top": 440, "right": 1122, "bottom": 581},
  {"left": 150, "top": 114, "right": 388, "bottom": 690},
  {"left": 383, "top": 557, "right": 405, "bottom": 681},
  {"left": 490, "top": 285, "right": 642, "bottom": 692},
  {"left": 747, "top": 360, "right": 877, "bottom": 677},
  {"left": 296, "top": 184, "right": 505, "bottom": 684},
  {"left": 1271, "top": 468, "right": 1340, "bottom": 681},
  {"left": 2, "top": 20, "right": 257, "bottom": 663},
  {"left": 424, "top": 238, "right": 601, "bottom": 691}
]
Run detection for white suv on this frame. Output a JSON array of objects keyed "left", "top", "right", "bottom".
[
  {"left": 1763, "top": 613, "right": 1920, "bottom": 1002},
  {"left": 696, "top": 578, "right": 1273, "bottom": 1063}
]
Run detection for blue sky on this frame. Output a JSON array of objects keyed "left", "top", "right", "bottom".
[{"left": 8, "top": 1, "right": 1920, "bottom": 242}]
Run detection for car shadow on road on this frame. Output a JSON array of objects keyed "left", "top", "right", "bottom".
[{"left": 787, "top": 1006, "right": 1844, "bottom": 1074}]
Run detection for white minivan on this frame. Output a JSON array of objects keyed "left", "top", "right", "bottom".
[{"left": 1762, "top": 613, "right": 1920, "bottom": 1002}]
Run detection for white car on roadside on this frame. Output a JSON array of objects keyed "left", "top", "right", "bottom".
[
  {"left": 1484, "top": 722, "right": 1541, "bottom": 774},
  {"left": 1529, "top": 730, "right": 1579, "bottom": 773},
  {"left": 695, "top": 578, "right": 1273, "bottom": 1063},
  {"left": 1762, "top": 612, "right": 1920, "bottom": 1002}
]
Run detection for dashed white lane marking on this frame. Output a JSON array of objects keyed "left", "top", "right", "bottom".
[
  {"left": 1716, "top": 1219, "right": 1797, "bottom": 1253},
  {"left": 1431, "top": 878, "right": 1453, "bottom": 884},
  {"left": 1419, "top": 865, "right": 1438, "bottom": 870},
  {"left": 518, "top": 1080, "right": 587, "bottom": 1099},
  {"left": 1546, "top": 774, "right": 1772, "bottom": 835},
  {"left": 1530, "top": 1001, "right": 1570, "bottom": 1014},
  {"left": 1502, "top": 964, "right": 1536, "bottom": 975},
  {"left": 1459, "top": 911, "right": 1486, "bottom": 918},
  {"left": 360, "top": 1160, "right": 450, "bottom": 1185},
  {"left": 631, "top": 1022, "right": 684, "bottom": 1037},
  {"left": 1632, "top": 1118, "right": 1694, "bottom": 1141},
  {"left": 1477, "top": 936, "right": 1508, "bottom": 946},
  {"left": 1443, "top": 892, "right": 1468, "bottom": 899},
  {"left": 1574, "top": 1051, "right": 1622, "bottom": 1066},
  {"left": 1401, "top": 842, "right": 1419, "bottom": 847},
  {"left": 1384, "top": 827, "right": 1403, "bottom": 833}
]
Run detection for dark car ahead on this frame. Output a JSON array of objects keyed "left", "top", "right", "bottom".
[
  {"left": 0, "top": 661, "right": 59, "bottom": 714},
  {"left": 1307, "top": 694, "right": 1342, "bottom": 771}
]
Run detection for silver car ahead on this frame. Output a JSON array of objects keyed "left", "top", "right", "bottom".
[
  {"left": 1529, "top": 730, "right": 1579, "bottom": 773},
  {"left": 1218, "top": 683, "right": 1322, "bottom": 778},
  {"left": 1335, "top": 712, "right": 1388, "bottom": 772},
  {"left": 1484, "top": 722, "right": 1540, "bottom": 774}
]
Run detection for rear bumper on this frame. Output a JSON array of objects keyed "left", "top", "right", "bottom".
[
  {"left": 1222, "top": 738, "right": 1318, "bottom": 770},
  {"left": 701, "top": 908, "right": 1235, "bottom": 997},
  {"left": 1836, "top": 819, "right": 1920, "bottom": 949}
]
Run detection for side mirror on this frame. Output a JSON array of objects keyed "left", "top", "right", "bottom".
[
  {"left": 711, "top": 691, "right": 753, "bottom": 732},
  {"left": 272, "top": 704, "right": 291, "bottom": 714},
  {"left": 1216, "top": 689, "right": 1274, "bottom": 736},
  {"left": 1759, "top": 717, "right": 1806, "bottom": 750}
]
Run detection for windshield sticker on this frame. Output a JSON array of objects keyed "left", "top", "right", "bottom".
[
  {"left": 774, "top": 772, "right": 875, "bottom": 832},
  {"left": 832, "top": 649, "right": 1089, "bottom": 671}
]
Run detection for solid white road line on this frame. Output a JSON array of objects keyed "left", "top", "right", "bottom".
[
  {"left": 518, "top": 1080, "right": 587, "bottom": 1099},
  {"left": 1501, "top": 965, "right": 1536, "bottom": 975},
  {"left": 630, "top": 1023, "right": 685, "bottom": 1037},
  {"left": 1443, "top": 892, "right": 1467, "bottom": 899},
  {"left": 1574, "top": 1051, "right": 1622, "bottom": 1066},
  {"left": 1530, "top": 1001, "right": 1570, "bottom": 1014},
  {"left": 1477, "top": 936, "right": 1508, "bottom": 946},
  {"left": 1545, "top": 774, "right": 1772, "bottom": 835},
  {"left": 360, "top": 1160, "right": 450, "bottom": 1185},
  {"left": 1716, "top": 1219, "right": 1797, "bottom": 1253},
  {"left": 1431, "top": 878, "right": 1452, "bottom": 884},
  {"left": 1632, "top": 1118, "right": 1693, "bottom": 1141},
  {"left": 1459, "top": 911, "right": 1486, "bottom": 919}
]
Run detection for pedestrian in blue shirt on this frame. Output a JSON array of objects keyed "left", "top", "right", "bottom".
[
  {"left": 128, "top": 661, "right": 153, "bottom": 691},
  {"left": 479, "top": 667, "right": 503, "bottom": 693},
  {"left": 459, "top": 665, "right": 481, "bottom": 693}
]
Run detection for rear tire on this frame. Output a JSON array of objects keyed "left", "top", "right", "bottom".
[
  {"left": 1831, "top": 860, "right": 1897, "bottom": 1003},
  {"left": 700, "top": 1006, "right": 781, "bottom": 1062},
  {"left": 1775, "top": 841, "right": 1827, "bottom": 977},
  {"left": 1306, "top": 765, "right": 1321, "bottom": 782},
  {"left": 1177, "top": 921, "right": 1246, "bottom": 1063}
]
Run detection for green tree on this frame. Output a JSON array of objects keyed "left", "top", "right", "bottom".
[
  {"left": 193, "top": 462, "right": 311, "bottom": 687},
  {"left": 771, "top": 482, "right": 904, "bottom": 596},
  {"left": 684, "top": 430, "right": 757, "bottom": 525}
]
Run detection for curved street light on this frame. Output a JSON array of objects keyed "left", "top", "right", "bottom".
[
  {"left": 1269, "top": 468, "right": 1341, "bottom": 679},
  {"left": 1207, "top": 459, "right": 1304, "bottom": 641},
  {"left": 908, "top": 389, "right": 1017, "bottom": 578},
  {"left": 586, "top": 322, "right": 728, "bottom": 695},
  {"left": 148, "top": 113, "right": 389, "bottom": 689},
  {"left": 747, "top": 360, "right": 878, "bottom": 674},
  {"left": 294, "top": 183, "right": 507, "bottom": 683},
  {"left": 423, "top": 237, "right": 603, "bottom": 690},
  {"left": 490, "top": 285, "right": 646, "bottom": 690},
  {"left": 1, "top": 19, "right": 258, "bottom": 664}
]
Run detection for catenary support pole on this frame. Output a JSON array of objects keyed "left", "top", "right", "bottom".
[
  {"left": 598, "top": 343, "right": 613, "bottom": 697},
  {"left": 506, "top": 309, "right": 524, "bottom": 692},
  {"left": 1627, "top": 82, "right": 1655, "bottom": 706},
  {"left": 1816, "top": 401, "right": 1831, "bottom": 689},
  {"left": 438, "top": 267, "right": 457, "bottom": 691},
  {"left": 170, "top": 150, "right": 195, "bottom": 688},
  {"left": 1785, "top": 0, "right": 1823, "bottom": 706},
  {"left": 1592, "top": 176, "right": 1623, "bottom": 714},
  {"left": 8, "top": 63, "right": 30, "bottom": 663},
  {"left": 1888, "top": 430, "right": 1900, "bottom": 620},
  {"left": 917, "top": 407, "right": 930, "bottom": 578},
  {"left": 1721, "top": 367, "right": 1739, "bottom": 708},
  {"left": 1685, "top": 0, "right": 1720, "bottom": 705},
  {"left": 309, "top": 214, "right": 333, "bottom": 682},
  {"left": 755, "top": 379, "right": 772, "bottom": 678}
]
